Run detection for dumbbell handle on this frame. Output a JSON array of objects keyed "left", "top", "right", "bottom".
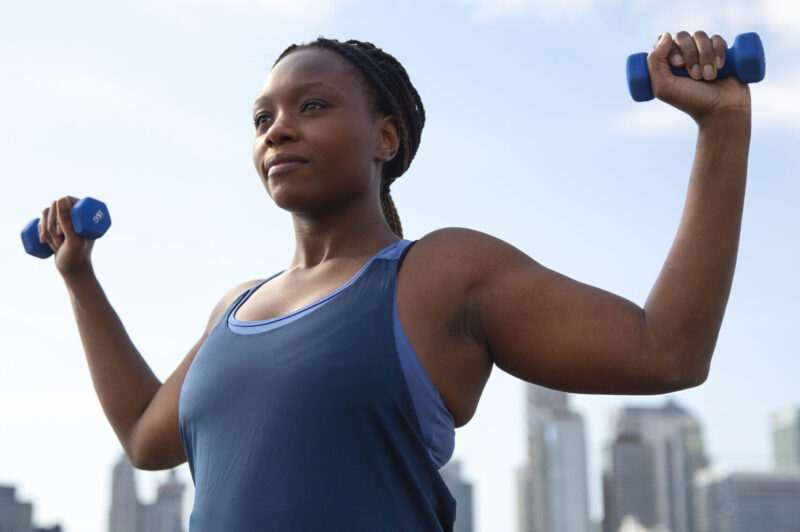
[
  {"left": 21, "top": 197, "right": 111, "bottom": 259},
  {"left": 627, "top": 32, "right": 766, "bottom": 102}
]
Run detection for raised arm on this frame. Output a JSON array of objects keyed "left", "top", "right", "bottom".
[
  {"left": 457, "top": 31, "right": 751, "bottom": 395},
  {"left": 40, "top": 196, "right": 258, "bottom": 469}
]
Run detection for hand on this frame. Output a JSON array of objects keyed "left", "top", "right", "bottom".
[
  {"left": 38, "top": 196, "right": 95, "bottom": 277},
  {"left": 648, "top": 31, "right": 752, "bottom": 125}
]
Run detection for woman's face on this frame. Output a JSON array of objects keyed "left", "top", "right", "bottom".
[{"left": 252, "top": 47, "right": 387, "bottom": 214}]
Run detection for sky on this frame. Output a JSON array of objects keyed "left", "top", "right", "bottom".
[{"left": 1, "top": 0, "right": 798, "bottom": 531}]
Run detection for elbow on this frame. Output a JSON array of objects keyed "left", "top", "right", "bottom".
[
  {"left": 127, "top": 446, "right": 175, "bottom": 472},
  {"left": 644, "top": 318, "right": 716, "bottom": 392},
  {"left": 660, "top": 347, "right": 713, "bottom": 391},
  {"left": 126, "top": 431, "right": 187, "bottom": 471},
  {"left": 123, "top": 438, "right": 152, "bottom": 471},
  {"left": 124, "top": 429, "right": 161, "bottom": 471}
]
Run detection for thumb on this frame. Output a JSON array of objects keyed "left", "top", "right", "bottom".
[
  {"left": 647, "top": 32, "right": 675, "bottom": 81},
  {"left": 56, "top": 196, "right": 79, "bottom": 240}
]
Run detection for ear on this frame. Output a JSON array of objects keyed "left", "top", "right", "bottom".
[{"left": 374, "top": 115, "right": 400, "bottom": 164}]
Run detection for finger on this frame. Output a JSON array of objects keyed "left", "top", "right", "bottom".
[
  {"left": 41, "top": 204, "right": 56, "bottom": 252},
  {"left": 669, "top": 42, "right": 685, "bottom": 67},
  {"left": 647, "top": 33, "right": 678, "bottom": 100},
  {"left": 48, "top": 200, "right": 64, "bottom": 251},
  {"left": 39, "top": 208, "right": 49, "bottom": 244},
  {"left": 711, "top": 34, "right": 727, "bottom": 70},
  {"left": 674, "top": 31, "right": 701, "bottom": 80},
  {"left": 56, "top": 196, "right": 78, "bottom": 241},
  {"left": 693, "top": 30, "right": 716, "bottom": 80}
]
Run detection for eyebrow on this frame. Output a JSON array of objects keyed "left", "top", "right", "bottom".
[{"left": 253, "top": 81, "right": 328, "bottom": 110}]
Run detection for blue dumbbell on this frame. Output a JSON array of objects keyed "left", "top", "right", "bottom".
[
  {"left": 627, "top": 32, "right": 766, "bottom": 102},
  {"left": 21, "top": 197, "right": 111, "bottom": 258}
]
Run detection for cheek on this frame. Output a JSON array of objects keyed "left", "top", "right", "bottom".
[
  {"left": 252, "top": 138, "right": 262, "bottom": 165},
  {"left": 325, "top": 125, "right": 375, "bottom": 173}
]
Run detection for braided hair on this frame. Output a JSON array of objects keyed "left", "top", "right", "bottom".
[{"left": 273, "top": 38, "right": 425, "bottom": 238}]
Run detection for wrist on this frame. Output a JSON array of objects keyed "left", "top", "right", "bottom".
[
  {"left": 695, "top": 102, "right": 751, "bottom": 131},
  {"left": 61, "top": 263, "right": 97, "bottom": 288},
  {"left": 696, "top": 109, "right": 751, "bottom": 139}
]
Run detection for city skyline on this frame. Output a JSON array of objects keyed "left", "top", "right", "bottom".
[
  {"left": 3, "top": 1, "right": 798, "bottom": 531},
  {"left": 4, "top": 396, "right": 798, "bottom": 530}
]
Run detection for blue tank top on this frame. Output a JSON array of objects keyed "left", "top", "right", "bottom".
[{"left": 179, "top": 239, "right": 458, "bottom": 531}]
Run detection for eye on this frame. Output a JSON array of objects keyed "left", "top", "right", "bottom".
[
  {"left": 253, "top": 113, "right": 272, "bottom": 129},
  {"left": 302, "top": 100, "right": 326, "bottom": 112}
]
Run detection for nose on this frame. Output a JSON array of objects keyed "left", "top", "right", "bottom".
[{"left": 265, "top": 112, "right": 299, "bottom": 147}]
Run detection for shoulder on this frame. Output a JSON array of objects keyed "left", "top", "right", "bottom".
[
  {"left": 399, "top": 227, "right": 538, "bottom": 323},
  {"left": 203, "top": 279, "right": 264, "bottom": 334},
  {"left": 407, "top": 227, "right": 535, "bottom": 283},
  {"left": 402, "top": 227, "right": 548, "bottom": 326}
]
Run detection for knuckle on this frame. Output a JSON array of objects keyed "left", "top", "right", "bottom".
[
  {"left": 693, "top": 30, "right": 709, "bottom": 39},
  {"left": 676, "top": 31, "right": 691, "bottom": 40}
]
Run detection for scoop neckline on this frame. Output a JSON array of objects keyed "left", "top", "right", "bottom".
[{"left": 229, "top": 239, "right": 407, "bottom": 327}]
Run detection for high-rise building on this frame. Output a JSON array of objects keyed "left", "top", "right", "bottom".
[
  {"left": 517, "top": 384, "right": 590, "bottom": 532},
  {"left": 109, "top": 454, "right": 140, "bottom": 532},
  {"left": 772, "top": 407, "right": 800, "bottom": 471},
  {"left": 694, "top": 470, "right": 800, "bottom": 532},
  {"left": 603, "top": 433, "right": 658, "bottom": 531},
  {"left": 440, "top": 459, "right": 474, "bottom": 532},
  {"left": 603, "top": 400, "right": 707, "bottom": 532},
  {"left": 0, "top": 486, "right": 33, "bottom": 532},
  {"left": 139, "top": 470, "right": 185, "bottom": 532},
  {"left": 0, "top": 485, "right": 62, "bottom": 532},
  {"left": 108, "top": 453, "right": 186, "bottom": 532}
]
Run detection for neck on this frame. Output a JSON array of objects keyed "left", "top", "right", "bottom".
[{"left": 288, "top": 194, "right": 399, "bottom": 269}]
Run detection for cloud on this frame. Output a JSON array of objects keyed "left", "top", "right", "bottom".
[
  {"left": 759, "top": 0, "right": 800, "bottom": 44},
  {"left": 612, "top": 104, "right": 695, "bottom": 137},
  {"left": 612, "top": 71, "right": 800, "bottom": 137},
  {"left": 143, "top": 0, "right": 356, "bottom": 20},
  {"left": 451, "top": 0, "right": 800, "bottom": 47},
  {"left": 450, "top": 0, "right": 614, "bottom": 20},
  {"left": 751, "top": 70, "right": 800, "bottom": 133}
]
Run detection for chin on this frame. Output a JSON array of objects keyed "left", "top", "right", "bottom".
[{"left": 267, "top": 185, "right": 324, "bottom": 214}]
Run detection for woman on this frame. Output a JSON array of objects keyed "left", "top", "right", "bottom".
[{"left": 38, "top": 32, "right": 751, "bottom": 530}]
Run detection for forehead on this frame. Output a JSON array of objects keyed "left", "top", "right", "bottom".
[{"left": 256, "top": 47, "right": 367, "bottom": 104}]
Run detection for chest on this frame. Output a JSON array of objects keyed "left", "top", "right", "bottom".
[{"left": 233, "top": 259, "right": 492, "bottom": 428}]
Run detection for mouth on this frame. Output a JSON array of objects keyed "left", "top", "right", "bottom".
[
  {"left": 265, "top": 152, "right": 309, "bottom": 178},
  {"left": 268, "top": 160, "right": 306, "bottom": 177}
]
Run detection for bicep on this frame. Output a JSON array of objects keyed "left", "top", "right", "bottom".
[{"left": 469, "top": 236, "right": 682, "bottom": 395}]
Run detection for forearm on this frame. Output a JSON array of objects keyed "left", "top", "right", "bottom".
[
  {"left": 644, "top": 111, "right": 751, "bottom": 380},
  {"left": 63, "top": 268, "right": 161, "bottom": 455}
]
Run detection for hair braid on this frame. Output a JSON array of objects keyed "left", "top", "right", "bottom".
[{"left": 273, "top": 38, "right": 425, "bottom": 238}]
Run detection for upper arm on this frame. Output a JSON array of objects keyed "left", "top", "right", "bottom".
[
  {"left": 129, "top": 279, "right": 262, "bottom": 470},
  {"left": 425, "top": 228, "right": 693, "bottom": 395}
]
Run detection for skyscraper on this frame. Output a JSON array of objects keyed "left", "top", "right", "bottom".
[
  {"left": 694, "top": 470, "right": 800, "bottom": 532},
  {"left": 139, "top": 470, "right": 186, "bottom": 532},
  {"left": 772, "top": 407, "right": 800, "bottom": 471},
  {"left": 440, "top": 459, "right": 474, "bottom": 532},
  {"left": 517, "top": 384, "right": 590, "bottom": 532},
  {"left": 0, "top": 485, "right": 62, "bottom": 532},
  {"left": 0, "top": 486, "right": 33, "bottom": 532},
  {"left": 109, "top": 454, "right": 139, "bottom": 532},
  {"left": 108, "top": 453, "right": 186, "bottom": 532},
  {"left": 603, "top": 433, "right": 658, "bottom": 531},
  {"left": 603, "top": 400, "right": 707, "bottom": 532}
]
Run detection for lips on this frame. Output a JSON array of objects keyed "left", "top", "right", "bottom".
[{"left": 266, "top": 152, "right": 308, "bottom": 177}]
